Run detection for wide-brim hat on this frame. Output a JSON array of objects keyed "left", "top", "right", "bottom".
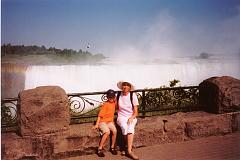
[{"left": 117, "top": 81, "right": 135, "bottom": 91}]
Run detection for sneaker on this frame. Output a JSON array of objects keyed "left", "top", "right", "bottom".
[
  {"left": 121, "top": 150, "right": 126, "bottom": 155},
  {"left": 97, "top": 149, "right": 105, "bottom": 157},
  {"left": 121, "top": 146, "right": 127, "bottom": 155},
  {"left": 127, "top": 151, "right": 139, "bottom": 160},
  {"left": 110, "top": 148, "right": 118, "bottom": 155}
]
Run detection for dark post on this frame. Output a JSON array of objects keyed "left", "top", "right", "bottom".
[{"left": 142, "top": 90, "right": 146, "bottom": 118}]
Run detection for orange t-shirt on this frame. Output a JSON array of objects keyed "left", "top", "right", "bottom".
[{"left": 98, "top": 101, "right": 116, "bottom": 123}]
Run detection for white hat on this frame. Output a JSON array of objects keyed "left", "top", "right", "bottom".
[{"left": 117, "top": 81, "right": 135, "bottom": 91}]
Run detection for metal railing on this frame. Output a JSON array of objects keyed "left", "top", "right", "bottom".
[
  {"left": 1, "top": 86, "right": 200, "bottom": 132},
  {"left": 1, "top": 97, "right": 18, "bottom": 132},
  {"left": 68, "top": 86, "right": 200, "bottom": 124}
]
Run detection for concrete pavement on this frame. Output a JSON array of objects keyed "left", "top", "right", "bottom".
[{"left": 63, "top": 132, "right": 240, "bottom": 160}]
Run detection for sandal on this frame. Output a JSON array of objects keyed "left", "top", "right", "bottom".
[
  {"left": 97, "top": 149, "right": 105, "bottom": 157},
  {"left": 110, "top": 147, "right": 118, "bottom": 155}
]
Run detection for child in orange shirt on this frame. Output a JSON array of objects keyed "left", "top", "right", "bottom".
[{"left": 92, "top": 89, "right": 118, "bottom": 157}]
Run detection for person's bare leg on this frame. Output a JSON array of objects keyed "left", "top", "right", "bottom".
[
  {"left": 99, "top": 132, "right": 110, "bottom": 149},
  {"left": 111, "top": 131, "right": 117, "bottom": 148},
  {"left": 127, "top": 133, "right": 139, "bottom": 159},
  {"left": 127, "top": 133, "right": 134, "bottom": 153}
]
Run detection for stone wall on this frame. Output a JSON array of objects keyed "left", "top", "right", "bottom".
[
  {"left": 2, "top": 111, "right": 240, "bottom": 160},
  {"left": 53, "top": 111, "right": 240, "bottom": 159}
]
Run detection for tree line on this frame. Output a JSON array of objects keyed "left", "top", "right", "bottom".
[{"left": 1, "top": 44, "right": 106, "bottom": 64}]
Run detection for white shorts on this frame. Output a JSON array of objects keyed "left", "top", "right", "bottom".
[{"left": 117, "top": 117, "right": 137, "bottom": 135}]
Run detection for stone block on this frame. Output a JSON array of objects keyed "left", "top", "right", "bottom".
[
  {"left": 199, "top": 76, "right": 240, "bottom": 113},
  {"left": 229, "top": 112, "right": 240, "bottom": 132},
  {"left": 53, "top": 123, "right": 99, "bottom": 158},
  {"left": 184, "top": 114, "right": 232, "bottom": 138},
  {"left": 1, "top": 133, "right": 38, "bottom": 160},
  {"left": 18, "top": 86, "right": 70, "bottom": 136},
  {"left": 135, "top": 113, "right": 186, "bottom": 147},
  {"left": 135, "top": 116, "right": 164, "bottom": 147}
]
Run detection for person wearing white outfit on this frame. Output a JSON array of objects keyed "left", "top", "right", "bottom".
[{"left": 116, "top": 81, "right": 139, "bottom": 160}]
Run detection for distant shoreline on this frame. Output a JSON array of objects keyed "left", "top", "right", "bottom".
[
  {"left": 1, "top": 44, "right": 106, "bottom": 66},
  {"left": 1, "top": 55, "right": 106, "bottom": 66}
]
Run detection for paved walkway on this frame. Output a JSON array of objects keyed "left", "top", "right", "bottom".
[{"left": 63, "top": 132, "right": 240, "bottom": 160}]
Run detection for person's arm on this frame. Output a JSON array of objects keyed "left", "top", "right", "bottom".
[
  {"left": 128, "top": 93, "right": 139, "bottom": 124},
  {"left": 128, "top": 105, "right": 138, "bottom": 124},
  {"left": 92, "top": 116, "right": 101, "bottom": 129},
  {"left": 115, "top": 99, "right": 119, "bottom": 111},
  {"left": 92, "top": 104, "right": 105, "bottom": 129},
  {"left": 133, "top": 105, "right": 138, "bottom": 117}
]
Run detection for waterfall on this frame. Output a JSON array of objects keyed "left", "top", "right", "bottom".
[{"left": 24, "top": 59, "right": 240, "bottom": 93}]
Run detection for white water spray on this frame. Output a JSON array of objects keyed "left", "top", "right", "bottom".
[{"left": 24, "top": 58, "right": 240, "bottom": 93}]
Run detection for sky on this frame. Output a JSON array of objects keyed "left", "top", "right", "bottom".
[{"left": 1, "top": 0, "right": 240, "bottom": 59}]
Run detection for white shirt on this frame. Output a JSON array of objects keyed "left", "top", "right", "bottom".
[{"left": 118, "top": 92, "right": 139, "bottom": 118}]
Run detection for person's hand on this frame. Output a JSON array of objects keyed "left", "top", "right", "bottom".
[
  {"left": 127, "top": 117, "right": 134, "bottom": 124},
  {"left": 92, "top": 125, "right": 98, "bottom": 130}
]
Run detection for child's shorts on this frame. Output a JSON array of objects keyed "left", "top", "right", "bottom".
[
  {"left": 98, "top": 122, "right": 117, "bottom": 135},
  {"left": 117, "top": 117, "right": 137, "bottom": 135}
]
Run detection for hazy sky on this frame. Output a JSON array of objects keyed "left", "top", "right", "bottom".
[{"left": 2, "top": 0, "right": 240, "bottom": 59}]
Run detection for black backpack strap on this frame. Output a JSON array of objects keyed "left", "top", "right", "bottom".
[
  {"left": 116, "top": 91, "right": 121, "bottom": 106},
  {"left": 130, "top": 91, "right": 134, "bottom": 110}
]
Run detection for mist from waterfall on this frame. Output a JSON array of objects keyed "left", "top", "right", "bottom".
[{"left": 24, "top": 56, "right": 240, "bottom": 94}]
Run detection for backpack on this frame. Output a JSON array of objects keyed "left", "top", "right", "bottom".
[{"left": 116, "top": 91, "right": 134, "bottom": 110}]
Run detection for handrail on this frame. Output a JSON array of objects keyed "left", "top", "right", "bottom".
[
  {"left": 1, "top": 86, "right": 200, "bottom": 132},
  {"left": 67, "top": 86, "right": 200, "bottom": 123}
]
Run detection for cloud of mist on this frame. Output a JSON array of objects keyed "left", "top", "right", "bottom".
[
  {"left": 210, "top": 6, "right": 240, "bottom": 55},
  {"left": 109, "top": 7, "right": 240, "bottom": 61}
]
